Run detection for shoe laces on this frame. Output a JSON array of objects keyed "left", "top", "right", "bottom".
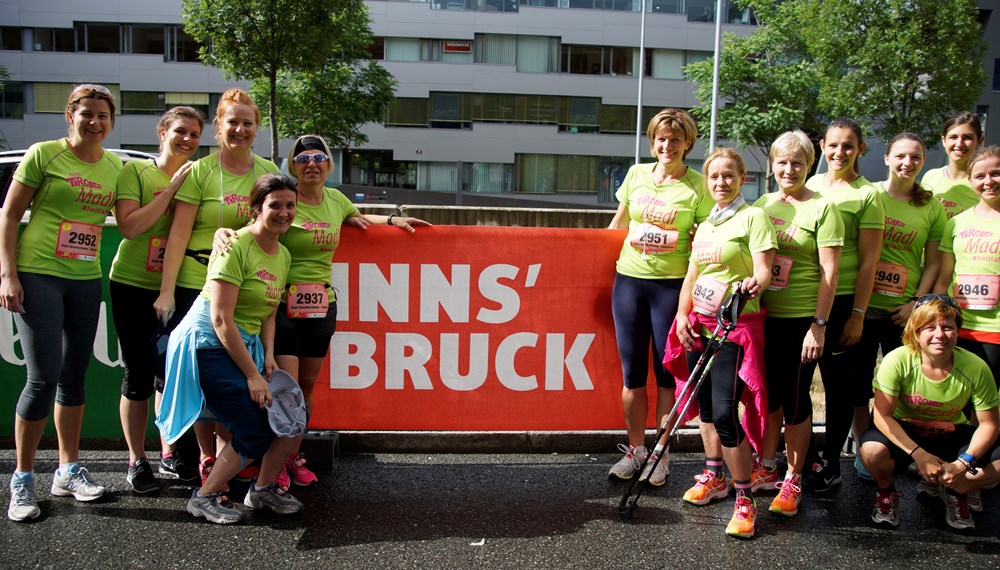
[
  {"left": 733, "top": 494, "right": 755, "bottom": 520},
  {"left": 72, "top": 467, "right": 96, "bottom": 486},
  {"left": 694, "top": 470, "right": 721, "bottom": 485},
  {"left": 616, "top": 443, "right": 644, "bottom": 468},
  {"left": 289, "top": 453, "right": 307, "bottom": 468},
  {"left": 11, "top": 480, "right": 33, "bottom": 505},
  {"left": 874, "top": 490, "right": 899, "bottom": 513},
  {"left": 775, "top": 478, "right": 801, "bottom": 499},
  {"left": 950, "top": 495, "right": 971, "bottom": 519}
]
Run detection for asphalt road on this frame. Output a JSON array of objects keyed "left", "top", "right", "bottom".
[{"left": 1, "top": 450, "right": 998, "bottom": 569}]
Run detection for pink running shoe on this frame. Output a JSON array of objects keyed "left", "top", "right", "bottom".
[
  {"left": 286, "top": 453, "right": 319, "bottom": 487},
  {"left": 275, "top": 464, "right": 291, "bottom": 492}
]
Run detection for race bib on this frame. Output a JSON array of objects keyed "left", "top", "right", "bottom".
[
  {"left": 692, "top": 275, "right": 728, "bottom": 315},
  {"left": 286, "top": 283, "right": 329, "bottom": 319},
  {"left": 873, "top": 261, "right": 907, "bottom": 297},
  {"left": 146, "top": 236, "right": 168, "bottom": 273},
  {"left": 954, "top": 274, "right": 1000, "bottom": 310},
  {"left": 768, "top": 255, "right": 793, "bottom": 290},
  {"left": 55, "top": 221, "right": 101, "bottom": 261},
  {"left": 629, "top": 223, "right": 679, "bottom": 254}
]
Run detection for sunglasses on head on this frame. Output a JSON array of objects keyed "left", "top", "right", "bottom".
[
  {"left": 913, "top": 293, "right": 960, "bottom": 311},
  {"left": 72, "top": 84, "right": 112, "bottom": 98},
  {"left": 292, "top": 153, "right": 330, "bottom": 165}
]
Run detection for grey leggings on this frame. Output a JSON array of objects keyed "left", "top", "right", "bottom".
[{"left": 14, "top": 272, "right": 102, "bottom": 421}]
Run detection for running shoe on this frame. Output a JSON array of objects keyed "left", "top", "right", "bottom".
[
  {"left": 802, "top": 458, "right": 841, "bottom": 493},
  {"left": 966, "top": 488, "right": 982, "bottom": 513},
  {"left": 234, "top": 464, "right": 260, "bottom": 483},
  {"left": 51, "top": 465, "right": 105, "bottom": 502},
  {"left": 126, "top": 457, "right": 161, "bottom": 494},
  {"left": 942, "top": 491, "right": 975, "bottom": 531},
  {"left": 159, "top": 455, "right": 200, "bottom": 482},
  {"left": 769, "top": 473, "right": 803, "bottom": 516},
  {"left": 915, "top": 480, "right": 941, "bottom": 500},
  {"left": 854, "top": 455, "right": 873, "bottom": 481},
  {"left": 750, "top": 462, "right": 780, "bottom": 492},
  {"left": 286, "top": 453, "right": 318, "bottom": 487},
  {"left": 199, "top": 456, "right": 216, "bottom": 487},
  {"left": 275, "top": 464, "right": 290, "bottom": 492},
  {"left": 638, "top": 451, "right": 669, "bottom": 487},
  {"left": 7, "top": 472, "right": 40, "bottom": 522},
  {"left": 683, "top": 470, "right": 729, "bottom": 506},
  {"left": 725, "top": 491, "right": 757, "bottom": 539},
  {"left": 187, "top": 488, "right": 244, "bottom": 524},
  {"left": 244, "top": 483, "right": 304, "bottom": 515},
  {"left": 608, "top": 444, "right": 647, "bottom": 481},
  {"left": 871, "top": 488, "right": 900, "bottom": 528}
]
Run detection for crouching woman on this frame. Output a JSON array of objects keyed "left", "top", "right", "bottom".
[
  {"left": 157, "top": 173, "right": 303, "bottom": 524},
  {"left": 860, "top": 294, "right": 999, "bottom": 532}
]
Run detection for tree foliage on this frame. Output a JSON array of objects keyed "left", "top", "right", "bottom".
[
  {"left": 686, "top": 0, "right": 987, "bottom": 187},
  {"left": 182, "top": 0, "right": 395, "bottom": 161}
]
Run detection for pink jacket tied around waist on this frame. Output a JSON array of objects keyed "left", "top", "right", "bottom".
[{"left": 662, "top": 309, "right": 768, "bottom": 454}]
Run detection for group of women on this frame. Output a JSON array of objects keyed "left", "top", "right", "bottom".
[
  {"left": 3, "top": 84, "right": 426, "bottom": 524},
  {"left": 609, "top": 109, "right": 1000, "bottom": 538}
]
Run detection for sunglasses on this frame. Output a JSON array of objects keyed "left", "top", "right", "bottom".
[
  {"left": 292, "top": 153, "right": 330, "bottom": 165},
  {"left": 913, "top": 293, "right": 960, "bottom": 311},
  {"left": 72, "top": 83, "right": 112, "bottom": 98}
]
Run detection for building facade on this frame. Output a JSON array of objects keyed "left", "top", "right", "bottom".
[{"left": 0, "top": 0, "right": 997, "bottom": 208}]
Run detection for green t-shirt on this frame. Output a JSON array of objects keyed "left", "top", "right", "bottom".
[
  {"left": 279, "top": 187, "right": 359, "bottom": 302},
  {"left": 109, "top": 159, "right": 179, "bottom": 290},
  {"left": 689, "top": 204, "right": 777, "bottom": 316},
  {"left": 12, "top": 138, "right": 122, "bottom": 280},
  {"left": 614, "top": 164, "right": 711, "bottom": 280},
  {"left": 805, "top": 174, "right": 885, "bottom": 295},
  {"left": 755, "top": 192, "right": 845, "bottom": 318},
  {"left": 923, "top": 167, "right": 978, "bottom": 221},
  {"left": 200, "top": 228, "right": 290, "bottom": 336},
  {"left": 174, "top": 153, "right": 279, "bottom": 290},
  {"left": 938, "top": 209, "right": 1000, "bottom": 333},
  {"left": 868, "top": 188, "right": 947, "bottom": 309},
  {"left": 874, "top": 346, "right": 998, "bottom": 428}
]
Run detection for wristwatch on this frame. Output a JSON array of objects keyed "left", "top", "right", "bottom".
[{"left": 812, "top": 316, "right": 828, "bottom": 327}]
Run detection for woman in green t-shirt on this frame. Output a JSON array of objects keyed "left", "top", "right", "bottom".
[
  {"left": 803, "top": 118, "right": 885, "bottom": 492},
  {"left": 272, "top": 135, "right": 428, "bottom": 487},
  {"left": 1, "top": 84, "right": 121, "bottom": 521},
  {"left": 923, "top": 112, "right": 985, "bottom": 220},
  {"left": 109, "top": 106, "right": 206, "bottom": 493},
  {"left": 859, "top": 294, "right": 999, "bottom": 532},
  {"left": 755, "top": 130, "right": 843, "bottom": 517},
  {"left": 152, "top": 88, "right": 279, "bottom": 484}
]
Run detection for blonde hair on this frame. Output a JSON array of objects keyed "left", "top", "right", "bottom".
[
  {"left": 646, "top": 109, "right": 698, "bottom": 160},
  {"left": 769, "top": 130, "right": 814, "bottom": 171},
  {"left": 286, "top": 135, "right": 334, "bottom": 171},
  {"left": 702, "top": 147, "right": 747, "bottom": 179},
  {"left": 969, "top": 145, "right": 1000, "bottom": 173},
  {"left": 902, "top": 299, "right": 962, "bottom": 353}
]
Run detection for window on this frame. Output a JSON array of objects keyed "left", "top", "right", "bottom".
[
  {"left": 516, "top": 154, "right": 556, "bottom": 193},
  {"left": 385, "top": 98, "right": 429, "bottom": 127},
  {"left": 598, "top": 157, "right": 632, "bottom": 203},
  {"left": 166, "top": 92, "right": 211, "bottom": 119},
  {"left": 122, "top": 92, "right": 166, "bottom": 115},
  {"left": 76, "top": 23, "right": 121, "bottom": 53},
  {"left": 516, "top": 36, "right": 559, "bottom": 73},
  {"left": 562, "top": 44, "right": 605, "bottom": 75},
  {"left": 556, "top": 155, "right": 598, "bottom": 192},
  {"left": 166, "top": 25, "right": 200, "bottom": 62},
  {"left": 385, "top": 38, "right": 420, "bottom": 61},
  {"left": 429, "top": 93, "right": 471, "bottom": 129},
  {"left": 559, "top": 97, "right": 599, "bottom": 133},
  {"left": 652, "top": 49, "right": 684, "bottom": 79},
  {"left": 686, "top": 0, "right": 715, "bottom": 22},
  {"left": 421, "top": 39, "right": 473, "bottom": 63},
  {"left": 418, "top": 162, "right": 459, "bottom": 192},
  {"left": 33, "top": 28, "right": 75, "bottom": 52},
  {"left": 649, "top": 0, "right": 682, "bottom": 13},
  {"left": 469, "top": 163, "right": 512, "bottom": 193},
  {"left": 471, "top": 93, "right": 517, "bottom": 123},
  {"left": 474, "top": 34, "right": 516, "bottom": 65},
  {"left": 0, "top": 81, "right": 24, "bottom": 119},
  {"left": 599, "top": 105, "right": 636, "bottom": 134},
  {"left": 34, "top": 83, "right": 121, "bottom": 113},
  {"left": 368, "top": 37, "right": 385, "bottom": 60},
  {"left": 1, "top": 27, "right": 22, "bottom": 51},
  {"left": 128, "top": 25, "right": 165, "bottom": 55},
  {"left": 516, "top": 95, "right": 558, "bottom": 124}
]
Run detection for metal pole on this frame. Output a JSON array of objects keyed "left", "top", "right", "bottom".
[
  {"left": 709, "top": 0, "right": 724, "bottom": 150},
  {"left": 634, "top": 0, "right": 647, "bottom": 165}
]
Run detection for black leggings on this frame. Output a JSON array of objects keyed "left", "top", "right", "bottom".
[
  {"left": 957, "top": 337, "right": 1000, "bottom": 390},
  {"left": 763, "top": 316, "right": 815, "bottom": 425},
  {"left": 687, "top": 339, "right": 746, "bottom": 448},
  {"left": 611, "top": 273, "right": 682, "bottom": 389},
  {"left": 817, "top": 295, "right": 870, "bottom": 466}
]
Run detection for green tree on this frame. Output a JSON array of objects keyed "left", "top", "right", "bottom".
[
  {"left": 685, "top": 0, "right": 822, "bottom": 190},
  {"left": 686, "top": 0, "right": 987, "bottom": 185},
  {"left": 182, "top": 0, "right": 395, "bottom": 162}
]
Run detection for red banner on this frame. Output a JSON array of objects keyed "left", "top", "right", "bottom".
[{"left": 310, "top": 225, "right": 661, "bottom": 431}]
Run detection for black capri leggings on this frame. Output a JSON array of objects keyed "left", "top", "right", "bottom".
[
  {"left": 611, "top": 273, "right": 682, "bottom": 389},
  {"left": 686, "top": 339, "right": 746, "bottom": 448},
  {"left": 763, "top": 316, "right": 816, "bottom": 425}
]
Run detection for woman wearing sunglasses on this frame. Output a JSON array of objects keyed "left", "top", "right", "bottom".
[
  {"left": 2, "top": 84, "right": 120, "bottom": 521},
  {"left": 152, "top": 88, "right": 279, "bottom": 485},
  {"left": 214, "top": 135, "right": 427, "bottom": 488},
  {"left": 859, "top": 294, "right": 999, "bottom": 532}
]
